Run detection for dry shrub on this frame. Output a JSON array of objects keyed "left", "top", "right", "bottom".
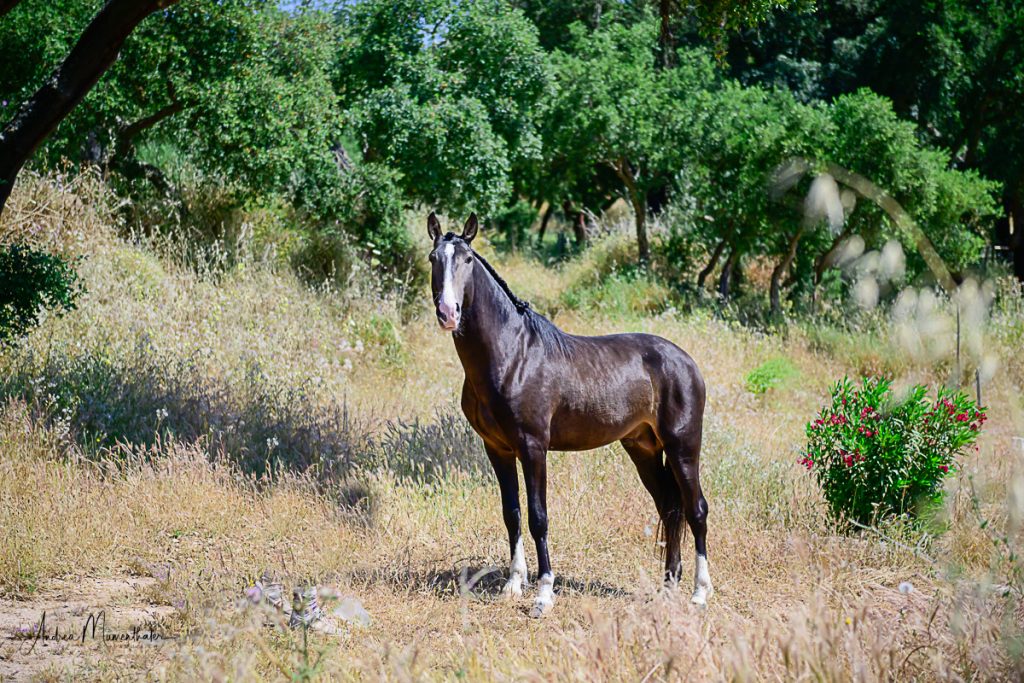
[{"left": 0, "top": 168, "right": 117, "bottom": 256}]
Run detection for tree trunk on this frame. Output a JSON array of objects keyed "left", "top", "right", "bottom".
[
  {"left": 631, "top": 193, "right": 649, "bottom": 266},
  {"left": 536, "top": 203, "right": 554, "bottom": 247},
  {"left": 697, "top": 239, "right": 725, "bottom": 289},
  {"left": 573, "top": 211, "right": 589, "bottom": 247},
  {"left": 0, "top": 0, "right": 179, "bottom": 216},
  {"left": 614, "top": 158, "right": 649, "bottom": 266},
  {"left": 562, "top": 200, "right": 588, "bottom": 248},
  {"left": 770, "top": 227, "right": 804, "bottom": 315},
  {"left": 1009, "top": 192, "right": 1023, "bottom": 282},
  {"left": 657, "top": 0, "right": 675, "bottom": 68},
  {"left": 718, "top": 247, "right": 737, "bottom": 300}
]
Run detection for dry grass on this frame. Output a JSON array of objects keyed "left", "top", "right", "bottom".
[{"left": 1, "top": 174, "right": 1024, "bottom": 680}]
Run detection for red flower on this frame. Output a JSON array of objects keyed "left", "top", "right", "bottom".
[
  {"left": 938, "top": 464, "right": 949, "bottom": 473},
  {"left": 799, "top": 456, "right": 814, "bottom": 470},
  {"left": 955, "top": 413, "right": 970, "bottom": 422}
]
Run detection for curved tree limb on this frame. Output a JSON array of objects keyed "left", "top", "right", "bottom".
[
  {"left": 697, "top": 239, "right": 725, "bottom": 289},
  {"left": 0, "top": 0, "right": 180, "bottom": 215},
  {"left": 778, "top": 157, "right": 957, "bottom": 294},
  {"left": 770, "top": 226, "right": 804, "bottom": 314}
]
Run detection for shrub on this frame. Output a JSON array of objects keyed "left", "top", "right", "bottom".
[
  {"left": 492, "top": 200, "right": 537, "bottom": 250},
  {"left": 802, "top": 377, "right": 984, "bottom": 525},
  {"left": 744, "top": 356, "right": 799, "bottom": 395},
  {"left": 0, "top": 244, "right": 83, "bottom": 346}
]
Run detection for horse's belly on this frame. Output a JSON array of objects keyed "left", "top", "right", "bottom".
[{"left": 547, "top": 383, "right": 653, "bottom": 451}]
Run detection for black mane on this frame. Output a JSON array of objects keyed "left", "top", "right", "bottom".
[{"left": 471, "top": 249, "right": 532, "bottom": 314}]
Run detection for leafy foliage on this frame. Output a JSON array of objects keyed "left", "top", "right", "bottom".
[
  {"left": 542, "top": 18, "right": 717, "bottom": 262},
  {"left": 744, "top": 357, "right": 799, "bottom": 395},
  {"left": 803, "top": 377, "right": 985, "bottom": 525},
  {"left": 0, "top": 244, "right": 83, "bottom": 345},
  {"left": 338, "top": 0, "right": 549, "bottom": 216}
]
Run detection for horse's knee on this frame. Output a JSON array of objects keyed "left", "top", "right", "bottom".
[
  {"left": 528, "top": 506, "right": 548, "bottom": 539},
  {"left": 693, "top": 496, "right": 708, "bottom": 525}
]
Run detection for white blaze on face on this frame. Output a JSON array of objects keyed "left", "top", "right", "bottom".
[{"left": 440, "top": 243, "right": 457, "bottom": 312}]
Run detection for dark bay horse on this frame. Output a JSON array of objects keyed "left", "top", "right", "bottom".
[{"left": 428, "top": 212, "right": 711, "bottom": 617}]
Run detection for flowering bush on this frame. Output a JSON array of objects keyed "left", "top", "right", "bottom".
[{"left": 802, "top": 377, "right": 985, "bottom": 525}]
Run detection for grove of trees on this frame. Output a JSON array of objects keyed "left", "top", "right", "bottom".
[{"left": 0, "top": 0, "right": 1018, "bottom": 314}]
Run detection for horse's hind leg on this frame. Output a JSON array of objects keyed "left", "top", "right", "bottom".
[
  {"left": 621, "top": 436, "right": 684, "bottom": 584},
  {"left": 662, "top": 427, "right": 712, "bottom": 605},
  {"left": 485, "top": 444, "right": 526, "bottom": 599}
]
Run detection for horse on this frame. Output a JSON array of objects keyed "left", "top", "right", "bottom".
[{"left": 427, "top": 212, "right": 711, "bottom": 617}]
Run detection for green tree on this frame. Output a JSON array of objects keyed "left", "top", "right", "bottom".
[
  {"left": 337, "top": 0, "right": 550, "bottom": 217},
  {"left": 545, "top": 18, "right": 717, "bottom": 265},
  {"left": 1, "top": 1, "right": 341, "bottom": 209},
  {"left": 726, "top": 0, "right": 1024, "bottom": 280},
  {"left": 0, "top": 0, "right": 182, "bottom": 216}
]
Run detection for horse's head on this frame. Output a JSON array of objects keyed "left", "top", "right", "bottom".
[{"left": 427, "top": 212, "right": 478, "bottom": 332}]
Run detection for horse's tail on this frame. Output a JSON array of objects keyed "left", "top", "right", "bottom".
[{"left": 657, "top": 462, "right": 686, "bottom": 579}]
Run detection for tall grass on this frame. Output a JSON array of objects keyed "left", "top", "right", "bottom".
[{"left": 1, "top": 173, "right": 1023, "bottom": 680}]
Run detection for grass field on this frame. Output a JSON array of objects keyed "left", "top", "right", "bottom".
[{"left": 1, "top": 175, "right": 1023, "bottom": 680}]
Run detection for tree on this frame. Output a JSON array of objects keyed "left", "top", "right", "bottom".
[
  {"left": 726, "top": 0, "right": 1024, "bottom": 280},
  {"left": 0, "top": 0, "right": 180, "bottom": 216},
  {"left": 1, "top": 1, "right": 342, "bottom": 210},
  {"left": 682, "top": 82, "right": 831, "bottom": 301},
  {"left": 336, "top": 0, "right": 550, "bottom": 217},
  {"left": 545, "top": 18, "right": 716, "bottom": 265}
]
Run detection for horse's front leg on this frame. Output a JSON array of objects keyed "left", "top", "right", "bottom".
[
  {"left": 485, "top": 444, "right": 526, "bottom": 598},
  {"left": 520, "top": 439, "right": 553, "bottom": 617}
]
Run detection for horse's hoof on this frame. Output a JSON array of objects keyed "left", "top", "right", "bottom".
[
  {"left": 690, "top": 585, "right": 713, "bottom": 606},
  {"left": 530, "top": 598, "right": 553, "bottom": 618},
  {"left": 501, "top": 581, "right": 523, "bottom": 600}
]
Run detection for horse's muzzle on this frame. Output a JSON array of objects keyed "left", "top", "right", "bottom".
[{"left": 436, "top": 302, "right": 460, "bottom": 331}]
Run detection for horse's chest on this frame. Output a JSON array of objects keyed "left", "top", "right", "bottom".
[{"left": 461, "top": 381, "right": 512, "bottom": 449}]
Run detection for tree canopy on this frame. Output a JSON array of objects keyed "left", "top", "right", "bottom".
[{"left": 0, "top": 0, "right": 1018, "bottom": 308}]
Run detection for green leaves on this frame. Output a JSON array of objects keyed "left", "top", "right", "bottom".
[
  {"left": 0, "top": 244, "right": 83, "bottom": 346},
  {"left": 339, "top": 0, "right": 549, "bottom": 216},
  {"left": 804, "top": 376, "right": 985, "bottom": 526}
]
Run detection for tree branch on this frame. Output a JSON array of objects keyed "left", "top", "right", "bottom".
[{"left": 0, "top": 0, "right": 180, "bottom": 214}]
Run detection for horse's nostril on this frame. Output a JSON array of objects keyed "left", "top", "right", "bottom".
[{"left": 455, "top": 303, "right": 461, "bottom": 313}]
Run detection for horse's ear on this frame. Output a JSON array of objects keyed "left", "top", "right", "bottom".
[
  {"left": 427, "top": 212, "right": 441, "bottom": 241},
  {"left": 461, "top": 213, "right": 478, "bottom": 243}
]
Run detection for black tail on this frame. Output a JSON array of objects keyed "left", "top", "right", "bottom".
[{"left": 658, "top": 458, "right": 685, "bottom": 581}]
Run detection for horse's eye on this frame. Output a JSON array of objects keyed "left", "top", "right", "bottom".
[{"left": 465, "top": 257, "right": 472, "bottom": 263}]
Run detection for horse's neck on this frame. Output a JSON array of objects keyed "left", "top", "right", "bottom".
[{"left": 453, "top": 261, "right": 526, "bottom": 381}]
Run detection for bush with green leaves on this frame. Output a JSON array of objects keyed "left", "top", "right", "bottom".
[
  {"left": 744, "top": 356, "right": 799, "bottom": 395},
  {"left": 802, "top": 377, "right": 985, "bottom": 525},
  {"left": 0, "top": 244, "right": 83, "bottom": 346}
]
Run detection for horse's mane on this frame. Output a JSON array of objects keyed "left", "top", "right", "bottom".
[
  {"left": 469, "top": 247, "right": 532, "bottom": 314},
  {"left": 447, "top": 234, "right": 570, "bottom": 352}
]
